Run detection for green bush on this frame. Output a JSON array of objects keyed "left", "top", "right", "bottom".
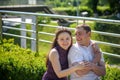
[
  {"left": 97, "top": 6, "right": 112, "bottom": 16},
  {"left": 0, "top": 39, "right": 46, "bottom": 80},
  {"left": 53, "top": 6, "right": 93, "bottom": 17},
  {"left": 37, "top": 16, "right": 51, "bottom": 24},
  {"left": 94, "top": 22, "right": 120, "bottom": 54},
  {"left": 101, "top": 64, "right": 120, "bottom": 80}
]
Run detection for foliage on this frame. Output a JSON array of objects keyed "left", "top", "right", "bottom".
[
  {"left": 101, "top": 64, "right": 120, "bottom": 80},
  {"left": 97, "top": 6, "right": 112, "bottom": 16},
  {"left": 45, "top": 0, "right": 73, "bottom": 7},
  {"left": 0, "top": 39, "right": 46, "bottom": 80},
  {"left": 54, "top": 6, "right": 93, "bottom": 17},
  {"left": 37, "top": 16, "right": 51, "bottom": 24},
  {"left": 94, "top": 22, "right": 120, "bottom": 53},
  {"left": 87, "top": 0, "right": 99, "bottom": 13},
  {"left": 108, "top": 0, "right": 120, "bottom": 13}
]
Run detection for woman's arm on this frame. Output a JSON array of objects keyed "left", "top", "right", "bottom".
[{"left": 49, "top": 49, "right": 84, "bottom": 78}]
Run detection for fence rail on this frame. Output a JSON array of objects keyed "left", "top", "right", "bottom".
[{"left": 0, "top": 10, "right": 120, "bottom": 58}]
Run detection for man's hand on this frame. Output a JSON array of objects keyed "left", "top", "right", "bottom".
[{"left": 92, "top": 43, "right": 100, "bottom": 54}]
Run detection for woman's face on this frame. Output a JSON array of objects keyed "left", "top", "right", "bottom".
[{"left": 57, "top": 32, "right": 72, "bottom": 50}]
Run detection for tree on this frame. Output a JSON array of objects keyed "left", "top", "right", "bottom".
[
  {"left": 87, "top": 0, "right": 99, "bottom": 17},
  {"left": 108, "top": 0, "right": 120, "bottom": 13}
]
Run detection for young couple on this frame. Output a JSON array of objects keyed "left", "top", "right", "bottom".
[{"left": 42, "top": 24, "right": 106, "bottom": 80}]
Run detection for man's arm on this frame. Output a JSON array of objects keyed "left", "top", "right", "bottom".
[
  {"left": 91, "top": 43, "right": 106, "bottom": 76},
  {"left": 92, "top": 61, "right": 106, "bottom": 76}
]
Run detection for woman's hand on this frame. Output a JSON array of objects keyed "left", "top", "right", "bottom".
[{"left": 75, "top": 61, "right": 92, "bottom": 76}]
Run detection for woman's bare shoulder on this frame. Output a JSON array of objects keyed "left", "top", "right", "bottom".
[{"left": 49, "top": 48, "right": 59, "bottom": 60}]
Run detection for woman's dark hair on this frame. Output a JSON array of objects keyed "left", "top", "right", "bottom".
[{"left": 46, "top": 28, "right": 73, "bottom": 67}]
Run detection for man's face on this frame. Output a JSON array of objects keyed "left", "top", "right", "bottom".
[{"left": 75, "top": 28, "right": 90, "bottom": 46}]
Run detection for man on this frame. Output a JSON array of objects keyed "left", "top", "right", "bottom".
[{"left": 68, "top": 24, "right": 106, "bottom": 80}]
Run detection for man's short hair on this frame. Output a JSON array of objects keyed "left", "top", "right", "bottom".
[{"left": 76, "top": 24, "right": 91, "bottom": 33}]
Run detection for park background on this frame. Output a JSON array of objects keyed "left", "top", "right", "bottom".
[{"left": 0, "top": 0, "right": 120, "bottom": 80}]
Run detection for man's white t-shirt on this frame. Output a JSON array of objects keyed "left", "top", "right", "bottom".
[{"left": 68, "top": 41, "right": 104, "bottom": 80}]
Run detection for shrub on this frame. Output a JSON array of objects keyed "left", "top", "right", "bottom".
[
  {"left": 37, "top": 16, "right": 51, "bottom": 24},
  {"left": 94, "top": 22, "right": 120, "bottom": 54},
  {"left": 0, "top": 39, "right": 46, "bottom": 80},
  {"left": 97, "top": 6, "right": 112, "bottom": 16},
  {"left": 53, "top": 6, "right": 93, "bottom": 17},
  {"left": 101, "top": 64, "right": 120, "bottom": 80}
]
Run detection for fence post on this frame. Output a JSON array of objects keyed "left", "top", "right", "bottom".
[
  {"left": 21, "top": 15, "right": 26, "bottom": 48},
  {"left": 35, "top": 16, "right": 39, "bottom": 56},
  {"left": 31, "top": 16, "right": 36, "bottom": 51},
  {"left": 0, "top": 13, "right": 2, "bottom": 44}
]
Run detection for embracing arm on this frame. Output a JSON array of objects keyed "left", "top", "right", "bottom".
[{"left": 49, "top": 49, "right": 83, "bottom": 78}]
